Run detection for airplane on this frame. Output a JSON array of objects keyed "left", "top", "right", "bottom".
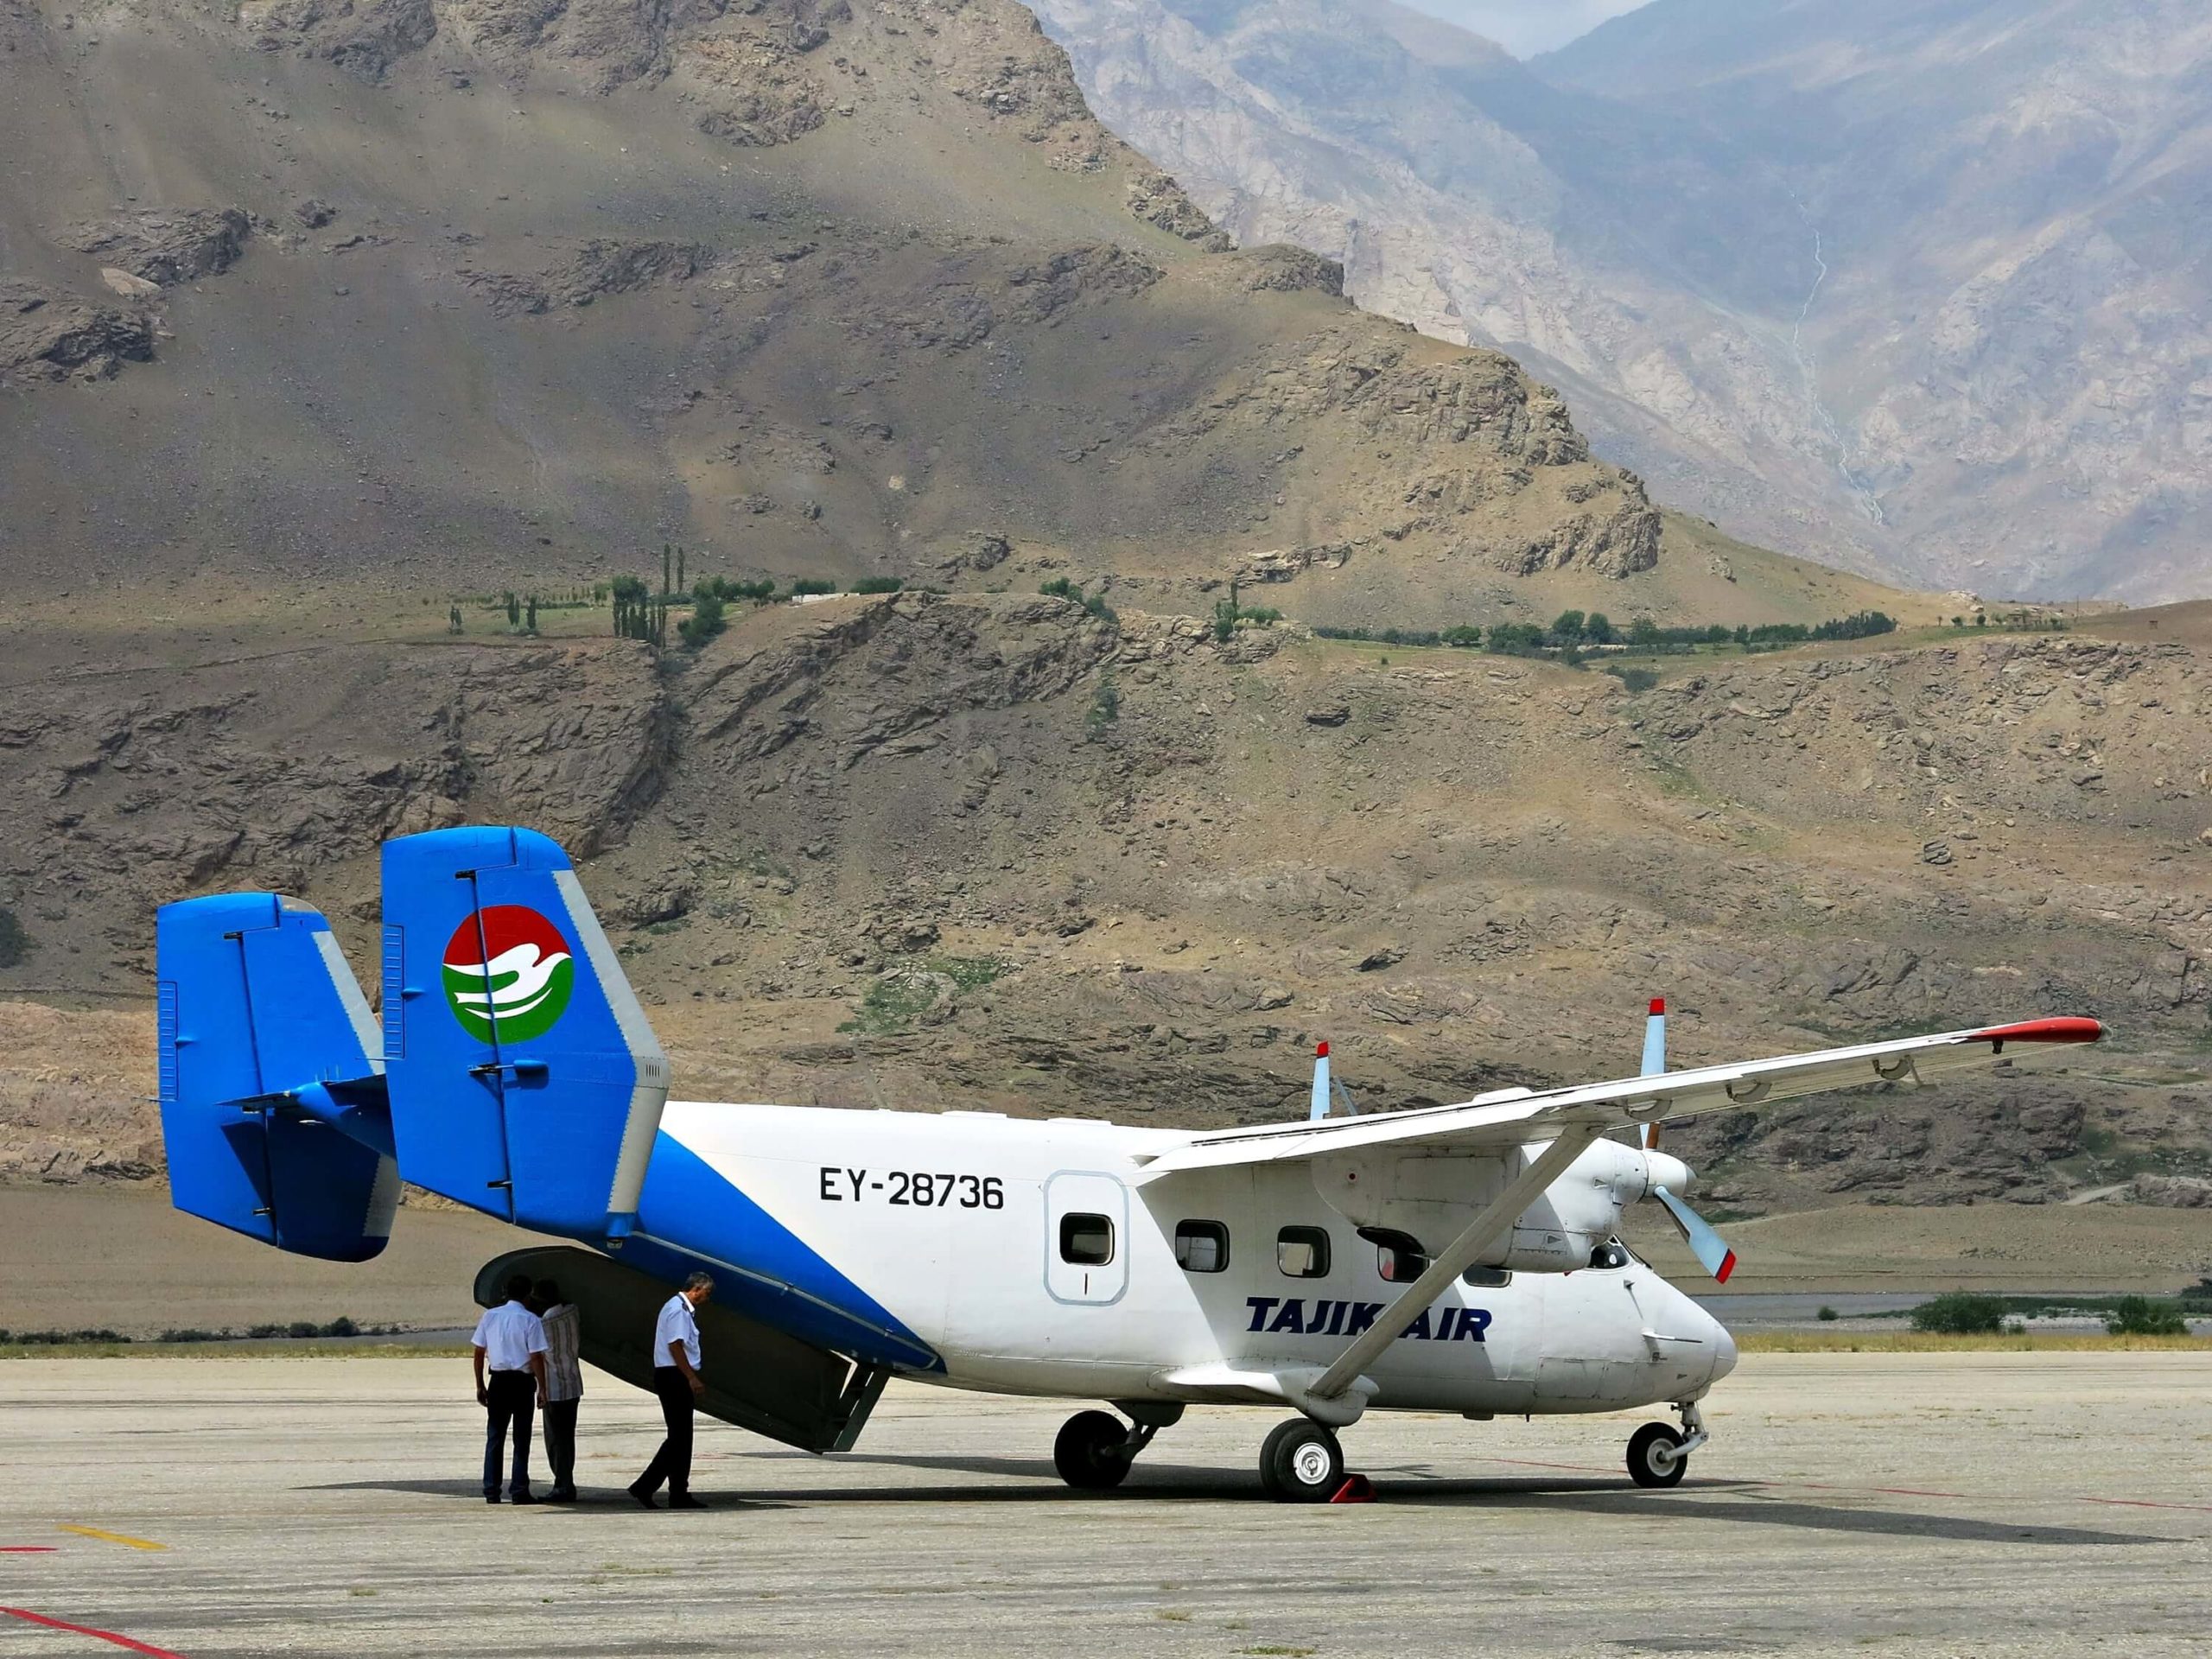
[{"left": 154, "top": 825, "right": 2104, "bottom": 1501}]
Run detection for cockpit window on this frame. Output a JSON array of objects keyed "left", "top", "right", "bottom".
[{"left": 1587, "top": 1237, "right": 1633, "bottom": 1270}]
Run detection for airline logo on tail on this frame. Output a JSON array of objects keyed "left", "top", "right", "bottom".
[{"left": 442, "top": 906, "right": 575, "bottom": 1042}]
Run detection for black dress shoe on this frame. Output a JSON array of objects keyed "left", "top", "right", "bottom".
[
  {"left": 485, "top": 1494, "right": 501, "bottom": 1504},
  {"left": 509, "top": 1491, "right": 539, "bottom": 1505},
  {"left": 547, "top": 1488, "right": 578, "bottom": 1504},
  {"left": 627, "top": 1483, "right": 658, "bottom": 1510},
  {"left": 668, "top": 1493, "right": 707, "bottom": 1510}
]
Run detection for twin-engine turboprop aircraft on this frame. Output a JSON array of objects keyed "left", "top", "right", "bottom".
[{"left": 156, "top": 826, "right": 2103, "bottom": 1500}]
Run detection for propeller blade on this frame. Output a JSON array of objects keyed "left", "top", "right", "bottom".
[
  {"left": 1310, "top": 1042, "right": 1332, "bottom": 1122},
  {"left": 1640, "top": 997, "right": 1666, "bottom": 1150},
  {"left": 1653, "top": 1185, "right": 1737, "bottom": 1284}
]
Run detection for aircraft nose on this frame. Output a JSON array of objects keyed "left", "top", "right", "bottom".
[{"left": 1707, "top": 1312, "right": 1738, "bottom": 1386}]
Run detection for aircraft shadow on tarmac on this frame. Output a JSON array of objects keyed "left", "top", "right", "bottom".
[
  {"left": 308, "top": 1463, "right": 2167, "bottom": 1542},
  {"left": 1387, "top": 1485, "right": 2164, "bottom": 1547}
]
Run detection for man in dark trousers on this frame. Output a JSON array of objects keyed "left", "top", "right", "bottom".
[
  {"left": 534, "top": 1277, "right": 583, "bottom": 1503},
  {"left": 470, "top": 1273, "right": 549, "bottom": 1504},
  {"left": 629, "top": 1271, "right": 713, "bottom": 1510}
]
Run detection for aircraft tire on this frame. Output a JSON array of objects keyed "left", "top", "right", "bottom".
[
  {"left": 1260, "top": 1419, "right": 1344, "bottom": 1503},
  {"left": 1627, "top": 1422, "right": 1687, "bottom": 1488},
  {"left": 1053, "top": 1410, "right": 1134, "bottom": 1491}
]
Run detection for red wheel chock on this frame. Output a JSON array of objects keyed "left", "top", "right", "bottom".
[{"left": 1329, "top": 1473, "right": 1376, "bottom": 1503}]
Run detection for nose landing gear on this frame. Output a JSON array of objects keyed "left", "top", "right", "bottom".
[{"left": 1627, "top": 1400, "right": 1707, "bottom": 1488}]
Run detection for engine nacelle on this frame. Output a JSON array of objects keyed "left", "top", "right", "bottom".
[{"left": 1313, "top": 1137, "right": 1684, "bottom": 1274}]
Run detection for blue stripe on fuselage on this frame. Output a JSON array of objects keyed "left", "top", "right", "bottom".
[{"left": 625, "top": 1130, "right": 941, "bottom": 1371}]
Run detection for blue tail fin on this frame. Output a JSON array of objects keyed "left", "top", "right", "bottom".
[
  {"left": 156, "top": 894, "right": 399, "bottom": 1262},
  {"left": 378, "top": 827, "right": 667, "bottom": 1243}
]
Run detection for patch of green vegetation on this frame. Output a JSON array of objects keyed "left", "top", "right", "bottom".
[
  {"left": 837, "top": 957, "right": 1007, "bottom": 1035},
  {"left": 1907, "top": 1293, "right": 2007, "bottom": 1334},
  {"left": 1601, "top": 664, "right": 1659, "bottom": 693},
  {"left": 641, "top": 916, "right": 691, "bottom": 937},
  {"left": 1878, "top": 1292, "right": 2208, "bottom": 1325},
  {"left": 1647, "top": 754, "right": 1706, "bottom": 800},
  {"left": 1084, "top": 674, "right": 1120, "bottom": 740},
  {"left": 0, "top": 906, "right": 28, "bottom": 969},
  {"left": 838, "top": 970, "right": 950, "bottom": 1037},
  {"left": 1040, "top": 576, "right": 1120, "bottom": 628},
  {"left": 932, "top": 955, "right": 1007, "bottom": 993}
]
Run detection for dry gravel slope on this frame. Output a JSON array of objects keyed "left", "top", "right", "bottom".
[{"left": 3, "top": 594, "right": 2207, "bottom": 1229}]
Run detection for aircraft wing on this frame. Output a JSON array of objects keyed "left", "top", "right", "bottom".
[{"left": 1131, "top": 1017, "right": 2102, "bottom": 1179}]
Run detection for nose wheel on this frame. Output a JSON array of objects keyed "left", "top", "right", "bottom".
[
  {"left": 1627, "top": 1401, "right": 1707, "bottom": 1488},
  {"left": 1259, "top": 1418, "right": 1344, "bottom": 1502}
]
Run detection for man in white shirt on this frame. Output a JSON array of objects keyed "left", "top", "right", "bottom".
[
  {"left": 533, "top": 1277, "right": 583, "bottom": 1503},
  {"left": 628, "top": 1271, "right": 713, "bottom": 1510},
  {"left": 470, "top": 1273, "right": 549, "bottom": 1504}
]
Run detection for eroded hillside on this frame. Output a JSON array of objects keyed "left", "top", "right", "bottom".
[{"left": 3, "top": 598, "right": 2206, "bottom": 1223}]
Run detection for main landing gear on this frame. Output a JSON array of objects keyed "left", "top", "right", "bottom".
[
  {"left": 1258, "top": 1418, "right": 1344, "bottom": 1503},
  {"left": 1627, "top": 1400, "right": 1708, "bottom": 1489},
  {"left": 1052, "top": 1402, "right": 1182, "bottom": 1491}
]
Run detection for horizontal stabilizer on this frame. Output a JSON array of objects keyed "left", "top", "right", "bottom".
[{"left": 156, "top": 893, "right": 398, "bottom": 1262}]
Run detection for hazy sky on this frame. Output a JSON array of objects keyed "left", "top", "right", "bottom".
[{"left": 1395, "top": 0, "right": 1656, "bottom": 57}]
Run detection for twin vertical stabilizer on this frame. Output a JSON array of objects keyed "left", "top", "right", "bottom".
[{"left": 155, "top": 827, "right": 669, "bottom": 1258}]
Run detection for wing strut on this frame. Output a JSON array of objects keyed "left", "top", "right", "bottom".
[{"left": 1308, "top": 1121, "right": 1608, "bottom": 1402}]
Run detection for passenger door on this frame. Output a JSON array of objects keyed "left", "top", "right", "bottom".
[{"left": 1043, "top": 1171, "right": 1129, "bottom": 1306}]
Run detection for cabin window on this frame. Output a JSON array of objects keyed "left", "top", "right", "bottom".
[
  {"left": 1460, "top": 1265, "right": 1512, "bottom": 1287},
  {"left": 1277, "top": 1226, "right": 1331, "bottom": 1278},
  {"left": 1058, "top": 1212, "right": 1115, "bottom": 1267},
  {"left": 1174, "top": 1220, "right": 1230, "bottom": 1274},
  {"left": 1361, "top": 1226, "right": 1429, "bottom": 1283}
]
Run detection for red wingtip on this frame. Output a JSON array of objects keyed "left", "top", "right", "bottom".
[
  {"left": 1715, "top": 1251, "right": 1738, "bottom": 1285},
  {"left": 1648, "top": 998, "right": 1665, "bottom": 1015},
  {"left": 1316, "top": 1041, "right": 1330, "bottom": 1058},
  {"left": 1969, "top": 1017, "right": 2104, "bottom": 1046}
]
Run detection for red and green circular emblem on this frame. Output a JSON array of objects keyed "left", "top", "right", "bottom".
[{"left": 442, "top": 905, "right": 575, "bottom": 1043}]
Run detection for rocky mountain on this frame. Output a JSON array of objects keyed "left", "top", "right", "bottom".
[
  {"left": 1, "top": 0, "right": 2203, "bottom": 1230},
  {"left": 0, "top": 0, "right": 1749, "bottom": 631},
  {"left": 4, "top": 593, "right": 2209, "bottom": 1219},
  {"left": 1031, "top": 0, "right": 2212, "bottom": 605}
]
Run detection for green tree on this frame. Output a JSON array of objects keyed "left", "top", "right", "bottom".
[
  {"left": 0, "top": 907, "right": 29, "bottom": 969},
  {"left": 1550, "top": 609, "right": 1586, "bottom": 645},
  {"left": 677, "top": 545, "right": 686, "bottom": 591},
  {"left": 1213, "top": 596, "right": 1236, "bottom": 642},
  {"left": 678, "top": 589, "right": 726, "bottom": 648},
  {"left": 524, "top": 594, "right": 537, "bottom": 632},
  {"left": 2107, "top": 1296, "right": 2187, "bottom": 1337},
  {"left": 505, "top": 591, "right": 520, "bottom": 628},
  {"left": 1583, "top": 612, "right": 1614, "bottom": 645},
  {"left": 1629, "top": 615, "right": 1662, "bottom": 647}
]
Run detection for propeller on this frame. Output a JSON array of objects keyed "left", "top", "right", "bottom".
[{"left": 1639, "top": 998, "right": 1738, "bottom": 1285}]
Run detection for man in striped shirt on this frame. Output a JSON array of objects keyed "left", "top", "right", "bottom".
[{"left": 533, "top": 1278, "right": 584, "bottom": 1503}]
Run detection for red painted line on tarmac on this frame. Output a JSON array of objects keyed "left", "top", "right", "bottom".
[
  {"left": 0, "top": 1607, "right": 188, "bottom": 1656},
  {"left": 0, "top": 1547, "right": 58, "bottom": 1553}
]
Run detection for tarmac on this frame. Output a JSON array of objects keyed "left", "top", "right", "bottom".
[{"left": 1, "top": 1352, "right": 2206, "bottom": 1658}]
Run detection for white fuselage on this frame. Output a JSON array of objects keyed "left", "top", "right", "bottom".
[{"left": 658, "top": 1102, "right": 1738, "bottom": 1420}]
